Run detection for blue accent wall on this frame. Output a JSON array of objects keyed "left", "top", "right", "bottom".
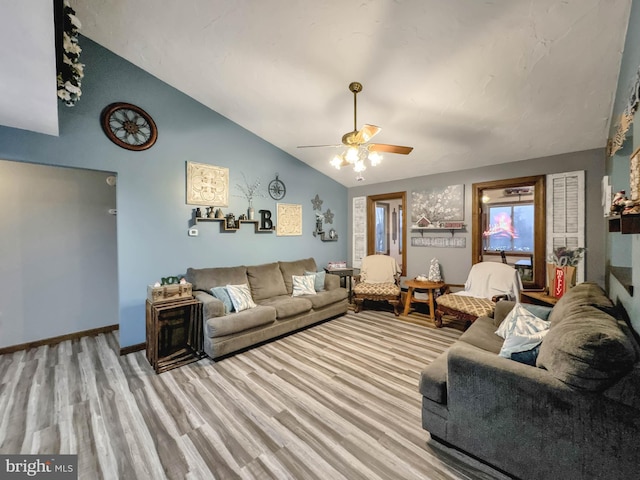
[
  {"left": 0, "top": 37, "right": 347, "bottom": 347},
  {"left": 606, "top": 0, "right": 640, "bottom": 332}
]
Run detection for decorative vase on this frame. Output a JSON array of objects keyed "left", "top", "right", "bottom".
[
  {"left": 248, "top": 207, "right": 255, "bottom": 220},
  {"left": 428, "top": 258, "right": 442, "bottom": 282}
]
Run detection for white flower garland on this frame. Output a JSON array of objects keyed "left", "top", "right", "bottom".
[{"left": 57, "top": 0, "right": 84, "bottom": 107}]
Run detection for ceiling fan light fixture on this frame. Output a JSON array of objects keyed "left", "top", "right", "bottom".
[
  {"left": 298, "top": 81, "right": 413, "bottom": 181},
  {"left": 345, "top": 146, "right": 360, "bottom": 163},
  {"left": 368, "top": 150, "right": 382, "bottom": 166}
]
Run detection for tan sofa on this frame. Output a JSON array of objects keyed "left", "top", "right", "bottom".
[{"left": 185, "top": 257, "right": 348, "bottom": 359}]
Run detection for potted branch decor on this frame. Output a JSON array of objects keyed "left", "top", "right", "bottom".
[
  {"left": 234, "top": 174, "right": 264, "bottom": 220},
  {"left": 546, "top": 247, "right": 586, "bottom": 298}
]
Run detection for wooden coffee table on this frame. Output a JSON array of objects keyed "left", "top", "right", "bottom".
[{"left": 403, "top": 279, "right": 446, "bottom": 320}]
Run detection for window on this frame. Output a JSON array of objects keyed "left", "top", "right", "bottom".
[
  {"left": 472, "top": 176, "right": 546, "bottom": 289},
  {"left": 483, "top": 204, "right": 534, "bottom": 253}
]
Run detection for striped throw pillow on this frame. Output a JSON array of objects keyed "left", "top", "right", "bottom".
[
  {"left": 292, "top": 275, "right": 316, "bottom": 296},
  {"left": 226, "top": 284, "right": 257, "bottom": 312}
]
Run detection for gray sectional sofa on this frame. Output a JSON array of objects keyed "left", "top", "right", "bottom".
[
  {"left": 185, "top": 257, "right": 348, "bottom": 359},
  {"left": 419, "top": 282, "right": 640, "bottom": 479}
]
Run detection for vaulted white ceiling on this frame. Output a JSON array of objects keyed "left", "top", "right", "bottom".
[{"left": 1, "top": 1, "right": 632, "bottom": 187}]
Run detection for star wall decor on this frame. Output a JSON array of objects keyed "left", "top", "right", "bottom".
[
  {"left": 323, "top": 209, "right": 334, "bottom": 224},
  {"left": 311, "top": 194, "right": 323, "bottom": 211}
]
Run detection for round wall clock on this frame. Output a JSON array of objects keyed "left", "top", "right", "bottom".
[
  {"left": 268, "top": 174, "right": 286, "bottom": 200},
  {"left": 100, "top": 102, "right": 158, "bottom": 151}
]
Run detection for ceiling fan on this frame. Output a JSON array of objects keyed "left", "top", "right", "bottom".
[{"left": 297, "top": 82, "right": 413, "bottom": 179}]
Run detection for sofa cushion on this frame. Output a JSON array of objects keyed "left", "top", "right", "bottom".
[
  {"left": 458, "top": 316, "right": 504, "bottom": 354},
  {"left": 247, "top": 262, "right": 288, "bottom": 301},
  {"left": 186, "top": 265, "right": 247, "bottom": 292},
  {"left": 304, "top": 288, "right": 348, "bottom": 309},
  {"left": 547, "top": 282, "right": 614, "bottom": 326},
  {"left": 279, "top": 258, "right": 317, "bottom": 294},
  {"left": 204, "top": 306, "right": 276, "bottom": 338},
  {"left": 257, "top": 295, "right": 313, "bottom": 319},
  {"left": 537, "top": 303, "right": 636, "bottom": 390}
]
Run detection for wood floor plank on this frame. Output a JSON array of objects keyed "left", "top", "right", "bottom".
[{"left": 0, "top": 310, "right": 512, "bottom": 480}]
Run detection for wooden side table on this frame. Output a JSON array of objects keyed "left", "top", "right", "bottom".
[
  {"left": 520, "top": 290, "right": 558, "bottom": 307},
  {"left": 145, "top": 297, "right": 204, "bottom": 373},
  {"left": 403, "top": 279, "right": 446, "bottom": 321},
  {"left": 324, "top": 267, "right": 358, "bottom": 302}
]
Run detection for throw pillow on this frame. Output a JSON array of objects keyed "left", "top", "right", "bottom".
[
  {"left": 226, "top": 284, "right": 257, "bottom": 312},
  {"left": 510, "top": 345, "right": 541, "bottom": 366},
  {"left": 305, "top": 270, "right": 325, "bottom": 291},
  {"left": 292, "top": 275, "right": 316, "bottom": 296},
  {"left": 496, "top": 303, "right": 550, "bottom": 358},
  {"left": 211, "top": 286, "right": 234, "bottom": 314}
]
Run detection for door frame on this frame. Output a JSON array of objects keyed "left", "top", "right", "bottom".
[{"left": 367, "top": 191, "right": 407, "bottom": 276}]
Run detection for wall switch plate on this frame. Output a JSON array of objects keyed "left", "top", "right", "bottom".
[{"left": 188, "top": 228, "right": 198, "bottom": 237}]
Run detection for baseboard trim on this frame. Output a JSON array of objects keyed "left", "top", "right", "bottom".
[
  {"left": 0, "top": 324, "right": 119, "bottom": 355},
  {"left": 120, "top": 342, "right": 146, "bottom": 356}
]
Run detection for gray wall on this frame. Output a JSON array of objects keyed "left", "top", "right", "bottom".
[
  {"left": 0, "top": 160, "right": 118, "bottom": 348},
  {"left": 349, "top": 149, "right": 606, "bottom": 287},
  {"left": 0, "top": 36, "right": 348, "bottom": 348},
  {"left": 606, "top": 0, "right": 640, "bottom": 332}
]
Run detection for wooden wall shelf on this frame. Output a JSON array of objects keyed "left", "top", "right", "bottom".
[
  {"left": 194, "top": 217, "right": 274, "bottom": 233},
  {"left": 412, "top": 226, "right": 466, "bottom": 237},
  {"left": 608, "top": 214, "right": 640, "bottom": 234}
]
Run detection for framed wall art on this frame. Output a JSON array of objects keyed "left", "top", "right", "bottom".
[
  {"left": 276, "top": 203, "right": 302, "bottom": 236},
  {"left": 186, "top": 161, "right": 229, "bottom": 207},
  {"left": 411, "top": 184, "right": 464, "bottom": 227}
]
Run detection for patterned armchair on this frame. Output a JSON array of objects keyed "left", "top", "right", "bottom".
[
  {"left": 435, "top": 262, "right": 522, "bottom": 328},
  {"left": 353, "top": 255, "right": 402, "bottom": 316}
]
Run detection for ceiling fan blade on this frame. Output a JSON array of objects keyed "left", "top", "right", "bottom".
[
  {"left": 353, "top": 124, "right": 381, "bottom": 144},
  {"left": 369, "top": 143, "right": 413, "bottom": 155},
  {"left": 297, "top": 144, "right": 342, "bottom": 149}
]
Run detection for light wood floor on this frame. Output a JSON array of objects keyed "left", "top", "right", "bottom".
[{"left": 0, "top": 309, "right": 510, "bottom": 480}]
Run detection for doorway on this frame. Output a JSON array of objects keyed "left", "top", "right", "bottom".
[
  {"left": 367, "top": 192, "right": 406, "bottom": 276},
  {"left": 0, "top": 160, "right": 118, "bottom": 349}
]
